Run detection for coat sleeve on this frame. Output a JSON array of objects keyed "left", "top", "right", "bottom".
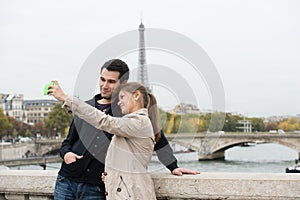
[
  {"left": 154, "top": 130, "right": 179, "bottom": 172},
  {"left": 62, "top": 96, "right": 150, "bottom": 138}
]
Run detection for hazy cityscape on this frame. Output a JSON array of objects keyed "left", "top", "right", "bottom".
[{"left": 1, "top": 91, "right": 300, "bottom": 141}]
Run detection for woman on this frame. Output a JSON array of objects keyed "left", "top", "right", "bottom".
[{"left": 48, "top": 80, "right": 158, "bottom": 199}]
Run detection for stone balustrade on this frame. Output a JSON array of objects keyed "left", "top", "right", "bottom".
[{"left": 0, "top": 170, "right": 300, "bottom": 199}]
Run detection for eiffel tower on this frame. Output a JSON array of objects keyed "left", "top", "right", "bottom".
[{"left": 137, "top": 21, "right": 151, "bottom": 92}]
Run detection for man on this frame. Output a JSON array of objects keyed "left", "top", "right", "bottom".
[{"left": 54, "top": 59, "right": 199, "bottom": 200}]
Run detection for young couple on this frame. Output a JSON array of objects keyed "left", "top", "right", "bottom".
[{"left": 49, "top": 59, "right": 199, "bottom": 200}]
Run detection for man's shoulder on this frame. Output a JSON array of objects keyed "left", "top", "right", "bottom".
[{"left": 85, "top": 94, "right": 102, "bottom": 106}]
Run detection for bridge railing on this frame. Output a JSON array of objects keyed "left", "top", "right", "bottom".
[{"left": 0, "top": 170, "right": 300, "bottom": 200}]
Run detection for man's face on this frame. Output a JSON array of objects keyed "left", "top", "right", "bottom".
[{"left": 99, "top": 68, "right": 120, "bottom": 100}]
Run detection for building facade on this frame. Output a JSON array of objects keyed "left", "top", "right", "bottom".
[
  {"left": 0, "top": 94, "right": 26, "bottom": 122},
  {"left": 0, "top": 93, "right": 57, "bottom": 125},
  {"left": 23, "top": 100, "right": 57, "bottom": 124}
]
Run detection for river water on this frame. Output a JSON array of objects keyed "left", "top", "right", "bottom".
[{"left": 9, "top": 143, "right": 298, "bottom": 173}]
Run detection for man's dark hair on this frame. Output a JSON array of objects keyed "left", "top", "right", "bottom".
[{"left": 100, "top": 59, "right": 129, "bottom": 83}]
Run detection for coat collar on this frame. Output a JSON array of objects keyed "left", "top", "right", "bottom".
[{"left": 131, "top": 108, "right": 148, "bottom": 117}]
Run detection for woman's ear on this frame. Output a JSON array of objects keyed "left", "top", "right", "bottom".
[{"left": 134, "top": 90, "right": 141, "bottom": 101}]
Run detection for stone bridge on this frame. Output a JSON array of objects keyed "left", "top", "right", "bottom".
[
  {"left": 1, "top": 133, "right": 300, "bottom": 161},
  {"left": 166, "top": 133, "right": 300, "bottom": 160},
  {"left": 0, "top": 140, "right": 62, "bottom": 160}
]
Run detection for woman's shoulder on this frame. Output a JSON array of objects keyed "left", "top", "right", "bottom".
[
  {"left": 124, "top": 108, "right": 149, "bottom": 118},
  {"left": 132, "top": 108, "right": 148, "bottom": 116}
]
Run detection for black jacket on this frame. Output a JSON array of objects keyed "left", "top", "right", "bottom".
[{"left": 58, "top": 94, "right": 178, "bottom": 191}]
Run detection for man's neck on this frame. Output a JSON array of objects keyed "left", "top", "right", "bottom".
[{"left": 97, "top": 98, "right": 111, "bottom": 105}]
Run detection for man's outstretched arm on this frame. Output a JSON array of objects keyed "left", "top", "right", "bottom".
[{"left": 154, "top": 130, "right": 200, "bottom": 176}]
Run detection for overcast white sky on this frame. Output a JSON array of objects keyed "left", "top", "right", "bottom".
[{"left": 0, "top": 0, "right": 299, "bottom": 117}]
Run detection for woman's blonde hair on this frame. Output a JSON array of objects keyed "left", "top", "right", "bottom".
[{"left": 117, "top": 82, "right": 161, "bottom": 142}]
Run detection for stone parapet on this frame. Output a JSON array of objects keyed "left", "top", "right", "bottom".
[
  {"left": 152, "top": 173, "right": 300, "bottom": 200},
  {"left": 0, "top": 170, "right": 56, "bottom": 200},
  {"left": 0, "top": 170, "right": 300, "bottom": 200}
]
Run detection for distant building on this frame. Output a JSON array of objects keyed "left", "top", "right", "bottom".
[
  {"left": 176, "top": 103, "right": 200, "bottom": 115},
  {"left": 226, "top": 112, "right": 243, "bottom": 117},
  {"left": 0, "top": 93, "right": 26, "bottom": 122},
  {"left": 0, "top": 93, "right": 58, "bottom": 124},
  {"left": 23, "top": 99, "right": 57, "bottom": 124},
  {"left": 263, "top": 115, "right": 293, "bottom": 123},
  {"left": 0, "top": 93, "right": 5, "bottom": 111},
  {"left": 236, "top": 118, "right": 252, "bottom": 133}
]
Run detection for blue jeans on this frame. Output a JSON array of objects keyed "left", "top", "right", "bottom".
[{"left": 54, "top": 174, "right": 105, "bottom": 200}]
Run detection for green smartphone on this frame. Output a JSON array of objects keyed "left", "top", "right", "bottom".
[{"left": 43, "top": 82, "right": 54, "bottom": 96}]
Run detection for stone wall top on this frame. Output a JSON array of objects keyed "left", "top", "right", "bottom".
[{"left": 0, "top": 170, "right": 300, "bottom": 200}]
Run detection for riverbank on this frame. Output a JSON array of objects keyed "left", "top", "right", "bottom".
[{"left": 0, "top": 156, "right": 61, "bottom": 167}]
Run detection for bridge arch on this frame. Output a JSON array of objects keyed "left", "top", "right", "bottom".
[{"left": 167, "top": 133, "right": 300, "bottom": 160}]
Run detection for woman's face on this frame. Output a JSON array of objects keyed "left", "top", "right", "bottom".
[{"left": 118, "top": 90, "right": 136, "bottom": 114}]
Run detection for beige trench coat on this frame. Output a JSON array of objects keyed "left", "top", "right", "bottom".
[{"left": 63, "top": 96, "right": 156, "bottom": 200}]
